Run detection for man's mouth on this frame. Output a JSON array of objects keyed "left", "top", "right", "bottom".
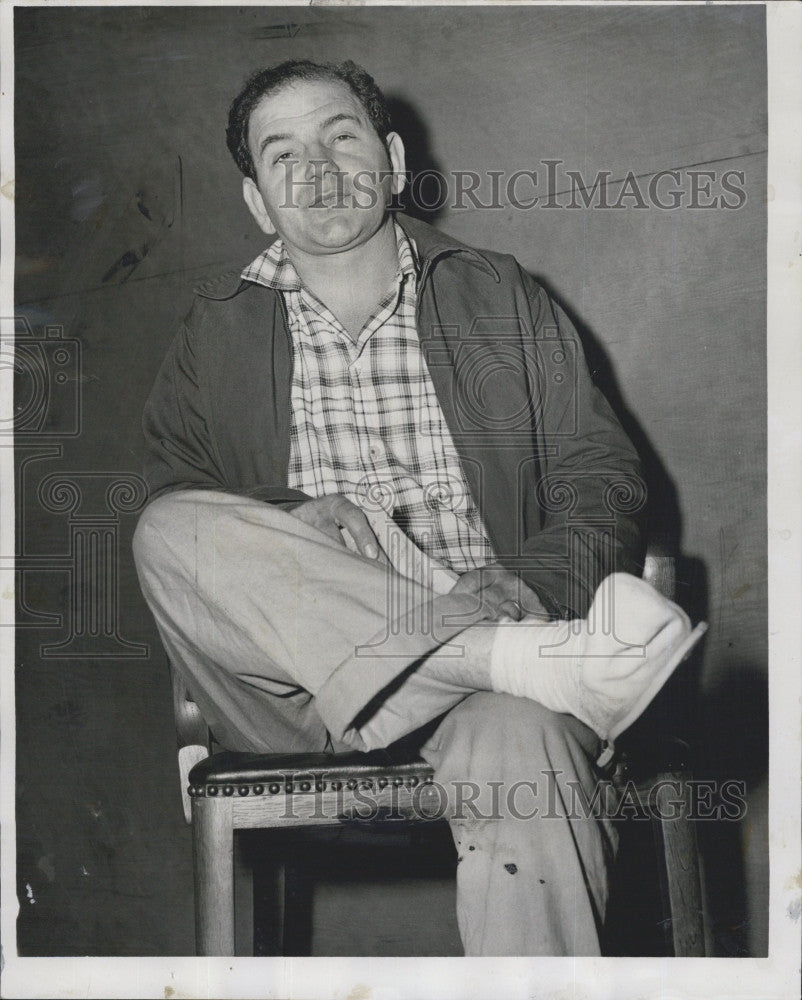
[{"left": 309, "top": 189, "right": 348, "bottom": 209}]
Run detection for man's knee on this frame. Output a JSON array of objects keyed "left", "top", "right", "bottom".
[
  {"left": 133, "top": 495, "right": 176, "bottom": 576},
  {"left": 133, "top": 491, "right": 208, "bottom": 583},
  {"left": 133, "top": 489, "right": 248, "bottom": 576},
  {"left": 428, "top": 692, "right": 599, "bottom": 782}
]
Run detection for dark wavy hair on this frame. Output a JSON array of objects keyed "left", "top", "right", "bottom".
[{"left": 226, "top": 59, "right": 393, "bottom": 180}]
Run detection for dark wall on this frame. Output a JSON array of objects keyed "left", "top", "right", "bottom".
[{"left": 13, "top": 5, "right": 767, "bottom": 957}]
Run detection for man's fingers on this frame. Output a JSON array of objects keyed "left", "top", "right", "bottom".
[
  {"left": 497, "top": 598, "right": 525, "bottom": 621},
  {"left": 450, "top": 570, "right": 483, "bottom": 595},
  {"left": 320, "top": 522, "right": 348, "bottom": 546},
  {"left": 287, "top": 495, "right": 379, "bottom": 557},
  {"left": 333, "top": 500, "right": 379, "bottom": 559},
  {"left": 289, "top": 501, "right": 346, "bottom": 546}
]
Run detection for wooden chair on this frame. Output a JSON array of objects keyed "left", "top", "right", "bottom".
[{"left": 172, "top": 543, "right": 706, "bottom": 957}]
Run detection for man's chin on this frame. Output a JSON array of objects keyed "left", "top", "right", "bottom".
[{"left": 299, "top": 214, "right": 386, "bottom": 254}]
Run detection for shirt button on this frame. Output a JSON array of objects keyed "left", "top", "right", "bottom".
[{"left": 369, "top": 440, "right": 384, "bottom": 460}]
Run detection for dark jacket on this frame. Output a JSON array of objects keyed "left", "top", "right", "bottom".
[{"left": 142, "top": 214, "right": 645, "bottom": 617}]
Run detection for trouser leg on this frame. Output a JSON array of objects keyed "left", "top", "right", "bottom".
[
  {"left": 133, "top": 489, "right": 483, "bottom": 752},
  {"left": 135, "top": 490, "right": 616, "bottom": 954},
  {"left": 417, "top": 692, "right": 618, "bottom": 956}
]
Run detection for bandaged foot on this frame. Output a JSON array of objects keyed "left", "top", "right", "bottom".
[{"left": 489, "top": 573, "right": 707, "bottom": 763}]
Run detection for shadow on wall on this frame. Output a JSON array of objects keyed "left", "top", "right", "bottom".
[
  {"left": 532, "top": 287, "right": 768, "bottom": 957},
  {"left": 625, "top": 567, "right": 767, "bottom": 955},
  {"left": 387, "top": 97, "right": 447, "bottom": 228},
  {"left": 695, "top": 666, "right": 769, "bottom": 956}
]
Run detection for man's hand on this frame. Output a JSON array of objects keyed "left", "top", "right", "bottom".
[
  {"left": 284, "top": 495, "right": 380, "bottom": 559},
  {"left": 450, "top": 563, "right": 550, "bottom": 621}
]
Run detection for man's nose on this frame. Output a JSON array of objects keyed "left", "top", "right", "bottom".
[{"left": 302, "top": 143, "right": 337, "bottom": 182}]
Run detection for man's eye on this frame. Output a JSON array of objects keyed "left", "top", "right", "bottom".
[
  {"left": 332, "top": 133, "right": 355, "bottom": 143},
  {"left": 273, "top": 152, "right": 295, "bottom": 164}
]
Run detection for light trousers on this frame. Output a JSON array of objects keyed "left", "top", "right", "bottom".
[{"left": 133, "top": 489, "right": 617, "bottom": 955}]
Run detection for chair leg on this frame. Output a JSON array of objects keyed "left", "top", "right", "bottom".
[
  {"left": 652, "top": 771, "right": 705, "bottom": 956},
  {"left": 280, "top": 856, "right": 313, "bottom": 956},
  {"left": 252, "top": 842, "right": 285, "bottom": 956},
  {"left": 234, "top": 835, "right": 254, "bottom": 957},
  {"left": 192, "top": 795, "right": 235, "bottom": 956},
  {"left": 251, "top": 832, "right": 313, "bottom": 956}
]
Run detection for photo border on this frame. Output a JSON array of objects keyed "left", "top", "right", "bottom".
[{"left": 1, "top": 1, "right": 799, "bottom": 997}]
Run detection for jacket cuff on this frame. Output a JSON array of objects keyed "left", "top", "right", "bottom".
[
  {"left": 244, "top": 486, "right": 312, "bottom": 506},
  {"left": 526, "top": 583, "right": 569, "bottom": 621}
]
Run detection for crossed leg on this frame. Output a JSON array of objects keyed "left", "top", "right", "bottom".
[{"left": 133, "top": 488, "right": 697, "bottom": 954}]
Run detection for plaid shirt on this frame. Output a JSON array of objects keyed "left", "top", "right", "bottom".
[{"left": 241, "top": 221, "right": 495, "bottom": 572}]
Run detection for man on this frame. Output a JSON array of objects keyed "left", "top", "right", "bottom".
[{"left": 133, "top": 59, "right": 705, "bottom": 955}]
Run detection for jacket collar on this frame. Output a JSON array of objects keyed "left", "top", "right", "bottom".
[
  {"left": 394, "top": 214, "right": 500, "bottom": 282},
  {"left": 194, "top": 213, "right": 500, "bottom": 300}
]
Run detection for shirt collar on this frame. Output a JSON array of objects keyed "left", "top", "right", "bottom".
[{"left": 241, "top": 217, "right": 419, "bottom": 293}]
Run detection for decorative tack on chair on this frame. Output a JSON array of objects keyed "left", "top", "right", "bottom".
[
  {"left": 187, "top": 750, "right": 436, "bottom": 825},
  {"left": 171, "top": 539, "right": 707, "bottom": 957}
]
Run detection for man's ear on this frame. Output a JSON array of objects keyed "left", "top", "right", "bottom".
[
  {"left": 385, "top": 132, "right": 407, "bottom": 198},
  {"left": 242, "top": 177, "right": 277, "bottom": 236}
]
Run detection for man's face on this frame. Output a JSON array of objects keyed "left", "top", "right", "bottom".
[{"left": 242, "top": 77, "right": 406, "bottom": 256}]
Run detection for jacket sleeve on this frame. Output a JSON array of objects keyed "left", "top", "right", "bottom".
[
  {"left": 518, "top": 274, "right": 646, "bottom": 618},
  {"left": 141, "top": 306, "right": 309, "bottom": 507}
]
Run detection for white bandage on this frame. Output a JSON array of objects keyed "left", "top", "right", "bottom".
[{"left": 487, "top": 574, "right": 704, "bottom": 756}]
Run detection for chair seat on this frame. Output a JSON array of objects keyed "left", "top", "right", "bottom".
[
  {"left": 188, "top": 750, "right": 437, "bottom": 827},
  {"left": 188, "top": 736, "right": 692, "bottom": 800}
]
